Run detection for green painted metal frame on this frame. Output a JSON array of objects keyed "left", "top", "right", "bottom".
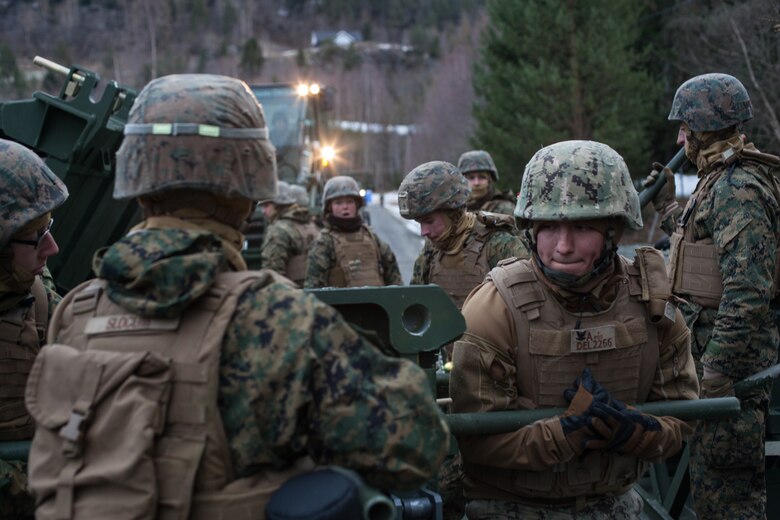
[
  {"left": 306, "top": 285, "right": 465, "bottom": 357},
  {"left": 0, "top": 59, "right": 138, "bottom": 291},
  {"left": 446, "top": 398, "right": 740, "bottom": 436}
]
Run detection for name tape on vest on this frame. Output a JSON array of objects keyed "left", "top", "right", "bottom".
[
  {"left": 570, "top": 325, "right": 617, "bottom": 353},
  {"left": 85, "top": 315, "right": 181, "bottom": 335}
]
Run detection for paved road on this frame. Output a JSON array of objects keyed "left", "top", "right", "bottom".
[{"left": 367, "top": 204, "right": 423, "bottom": 284}]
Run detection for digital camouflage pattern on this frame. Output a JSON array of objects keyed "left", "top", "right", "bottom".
[
  {"left": 464, "top": 489, "right": 643, "bottom": 519},
  {"left": 289, "top": 184, "right": 309, "bottom": 207},
  {"left": 0, "top": 459, "right": 33, "bottom": 519},
  {"left": 690, "top": 394, "right": 767, "bottom": 520},
  {"left": 515, "top": 140, "right": 643, "bottom": 231},
  {"left": 322, "top": 176, "right": 363, "bottom": 210},
  {"left": 0, "top": 139, "right": 68, "bottom": 249},
  {"left": 269, "top": 181, "right": 296, "bottom": 206},
  {"left": 115, "top": 74, "right": 277, "bottom": 201},
  {"left": 260, "top": 205, "right": 316, "bottom": 276},
  {"left": 656, "top": 139, "right": 780, "bottom": 519},
  {"left": 457, "top": 150, "right": 499, "bottom": 181},
  {"left": 92, "top": 226, "right": 449, "bottom": 490},
  {"left": 411, "top": 226, "right": 529, "bottom": 285},
  {"left": 304, "top": 225, "right": 402, "bottom": 288},
  {"left": 398, "top": 161, "right": 471, "bottom": 219},
  {"left": 40, "top": 267, "right": 62, "bottom": 318},
  {"left": 668, "top": 73, "right": 753, "bottom": 132}
]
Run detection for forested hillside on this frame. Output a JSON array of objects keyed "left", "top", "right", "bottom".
[{"left": 1, "top": 0, "right": 778, "bottom": 190}]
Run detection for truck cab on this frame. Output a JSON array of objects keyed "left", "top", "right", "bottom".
[{"left": 250, "top": 82, "right": 334, "bottom": 187}]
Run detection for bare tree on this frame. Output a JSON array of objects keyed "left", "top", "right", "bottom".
[
  {"left": 667, "top": 0, "right": 780, "bottom": 148},
  {"left": 408, "top": 16, "right": 484, "bottom": 171},
  {"left": 730, "top": 18, "right": 780, "bottom": 142},
  {"left": 141, "top": 0, "right": 158, "bottom": 79}
]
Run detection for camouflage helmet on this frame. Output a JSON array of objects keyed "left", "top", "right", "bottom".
[
  {"left": 457, "top": 150, "right": 498, "bottom": 181},
  {"left": 115, "top": 74, "right": 277, "bottom": 201},
  {"left": 0, "top": 139, "right": 69, "bottom": 249},
  {"left": 668, "top": 73, "right": 753, "bottom": 132},
  {"left": 322, "top": 176, "right": 363, "bottom": 210},
  {"left": 397, "top": 161, "right": 471, "bottom": 219},
  {"left": 515, "top": 140, "right": 642, "bottom": 231},
  {"left": 289, "top": 184, "right": 310, "bottom": 207},
  {"left": 270, "top": 181, "right": 296, "bottom": 205}
]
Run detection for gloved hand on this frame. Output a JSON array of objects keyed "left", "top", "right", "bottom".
[
  {"left": 590, "top": 399, "right": 663, "bottom": 460},
  {"left": 642, "top": 162, "right": 677, "bottom": 217},
  {"left": 559, "top": 368, "right": 613, "bottom": 455},
  {"left": 701, "top": 366, "right": 734, "bottom": 398},
  {"left": 563, "top": 367, "right": 612, "bottom": 407}
]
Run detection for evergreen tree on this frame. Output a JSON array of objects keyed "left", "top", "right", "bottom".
[
  {"left": 222, "top": 1, "right": 238, "bottom": 36},
  {"left": 190, "top": 0, "right": 208, "bottom": 30},
  {"left": 0, "top": 44, "right": 27, "bottom": 98},
  {"left": 473, "top": 0, "right": 660, "bottom": 188},
  {"left": 296, "top": 48, "right": 307, "bottom": 68},
  {"left": 240, "top": 37, "right": 264, "bottom": 76}
]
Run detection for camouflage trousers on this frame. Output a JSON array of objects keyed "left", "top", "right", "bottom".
[
  {"left": 464, "top": 489, "right": 643, "bottom": 519},
  {"left": 690, "top": 393, "right": 768, "bottom": 520},
  {"left": 0, "top": 459, "right": 34, "bottom": 520},
  {"left": 439, "top": 450, "right": 465, "bottom": 520}
]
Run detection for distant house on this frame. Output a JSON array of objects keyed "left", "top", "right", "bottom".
[{"left": 311, "top": 30, "right": 363, "bottom": 48}]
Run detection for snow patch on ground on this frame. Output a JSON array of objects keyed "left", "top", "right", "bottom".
[{"left": 370, "top": 191, "right": 421, "bottom": 237}]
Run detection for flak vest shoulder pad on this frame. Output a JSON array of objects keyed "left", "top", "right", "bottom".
[
  {"left": 488, "top": 251, "right": 676, "bottom": 328},
  {"left": 741, "top": 148, "right": 780, "bottom": 168},
  {"left": 630, "top": 247, "right": 677, "bottom": 328},
  {"left": 475, "top": 211, "right": 515, "bottom": 232}
]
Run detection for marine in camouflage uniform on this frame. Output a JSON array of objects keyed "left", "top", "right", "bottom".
[
  {"left": 398, "top": 161, "right": 529, "bottom": 520},
  {"left": 288, "top": 183, "right": 312, "bottom": 211},
  {"left": 457, "top": 150, "right": 516, "bottom": 215},
  {"left": 0, "top": 139, "right": 68, "bottom": 520},
  {"left": 400, "top": 161, "right": 529, "bottom": 308},
  {"left": 305, "top": 176, "right": 402, "bottom": 288},
  {"left": 38, "top": 75, "right": 449, "bottom": 515},
  {"left": 260, "top": 181, "right": 319, "bottom": 287},
  {"left": 645, "top": 73, "right": 780, "bottom": 520},
  {"left": 451, "top": 140, "right": 699, "bottom": 519}
]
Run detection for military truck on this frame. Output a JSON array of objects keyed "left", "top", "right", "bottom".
[{"left": 249, "top": 81, "right": 336, "bottom": 192}]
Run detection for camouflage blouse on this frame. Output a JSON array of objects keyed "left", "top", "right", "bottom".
[{"left": 93, "top": 227, "right": 449, "bottom": 490}]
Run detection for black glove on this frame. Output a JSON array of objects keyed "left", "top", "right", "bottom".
[
  {"left": 559, "top": 368, "right": 612, "bottom": 455},
  {"left": 590, "top": 399, "right": 663, "bottom": 459},
  {"left": 563, "top": 367, "right": 612, "bottom": 407}
]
